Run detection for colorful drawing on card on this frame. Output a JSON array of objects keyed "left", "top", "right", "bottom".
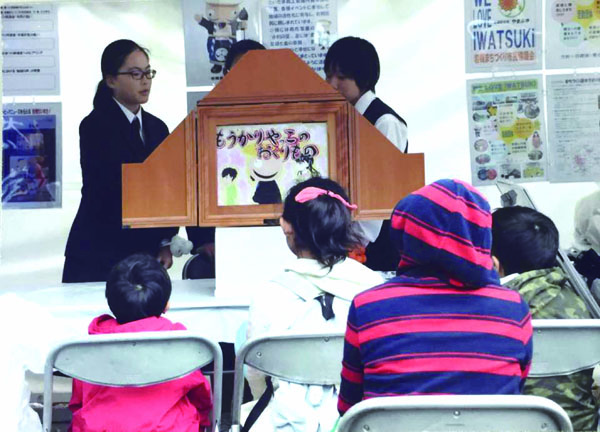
[{"left": 216, "top": 122, "right": 328, "bottom": 205}]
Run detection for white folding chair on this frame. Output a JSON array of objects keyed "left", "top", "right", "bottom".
[
  {"left": 230, "top": 333, "right": 345, "bottom": 432},
  {"left": 337, "top": 395, "right": 573, "bottom": 432},
  {"left": 530, "top": 319, "right": 600, "bottom": 377},
  {"left": 42, "top": 331, "right": 222, "bottom": 432}
]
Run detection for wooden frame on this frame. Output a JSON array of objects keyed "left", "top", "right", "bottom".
[{"left": 197, "top": 101, "right": 350, "bottom": 226}]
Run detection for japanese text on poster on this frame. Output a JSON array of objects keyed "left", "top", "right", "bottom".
[
  {"left": 546, "top": 0, "right": 600, "bottom": 69},
  {"left": 216, "top": 122, "right": 328, "bottom": 205},
  {"left": 261, "top": 0, "right": 337, "bottom": 74},
  {"left": 182, "top": 0, "right": 260, "bottom": 86},
  {"left": 547, "top": 74, "right": 600, "bottom": 182},
  {"left": 2, "top": 103, "right": 62, "bottom": 209},
  {"left": 1, "top": 4, "right": 60, "bottom": 96},
  {"left": 465, "top": 0, "right": 541, "bottom": 72},
  {"left": 467, "top": 77, "right": 547, "bottom": 186}
]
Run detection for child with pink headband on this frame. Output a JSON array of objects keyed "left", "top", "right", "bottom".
[{"left": 243, "top": 177, "right": 384, "bottom": 432}]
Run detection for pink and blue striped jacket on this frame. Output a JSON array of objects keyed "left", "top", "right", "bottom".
[{"left": 338, "top": 179, "right": 532, "bottom": 414}]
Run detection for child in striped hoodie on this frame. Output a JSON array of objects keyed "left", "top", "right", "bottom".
[{"left": 338, "top": 179, "right": 533, "bottom": 414}]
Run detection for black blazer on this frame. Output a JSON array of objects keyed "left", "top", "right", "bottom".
[{"left": 64, "top": 97, "right": 175, "bottom": 278}]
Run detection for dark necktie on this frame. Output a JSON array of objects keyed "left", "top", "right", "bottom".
[{"left": 130, "top": 117, "right": 145, "bottom": 160}]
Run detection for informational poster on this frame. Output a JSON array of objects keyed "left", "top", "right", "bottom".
[
  {"left": 182, "top": 0, "right": 260, "bottom": 86},
  {"left": 467, "top": 77, "right": 547, "bottom": 186},
  {"left": 1, "top": 4, "right": 60, "bottom": 96},
  {"left": 547, "top": 74, "right": 600, "bottom": 182},
  {"left": 546, "top": 0, "right": 600, "bottom": 69},
  {"left": 465, "top": 0, "right": 542, "bottom": 72},
  {"left": 186, "top": 91, "right": 209, "bottom": 113},
  {"left": 2, "top": 103, "right": 62, "bottom": 209},
  {"left": 216, "top": 122, "right": 328, "bottom": 205},
  {"left": 261, "top": 0, "right": 337, "bottom": 74}
]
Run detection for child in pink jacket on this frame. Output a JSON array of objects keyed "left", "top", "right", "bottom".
[{"left": 68, "top": 254, "right": 212, "bottom": 432}]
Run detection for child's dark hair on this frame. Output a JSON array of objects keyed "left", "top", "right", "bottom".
[
  {"left": 324, "top": 36, "right": 380, "bottom": 93},
  {"left": 492, "top": 206, "right": 559, "bottom": 275},
  {"left": 224, "top": 39, "right": 266, "bottom": 74},
  {"left": 222, "top": 167, "right": 238, "bottom": 180},
  {"left": 282, "top": 177, "right": 361, "bottom": 269},
  {"left": 106, "top": 253, "right": 171, "bottom": 324},
  {"left": 94, "top": 39, "right": 149, "bottom": 108}
]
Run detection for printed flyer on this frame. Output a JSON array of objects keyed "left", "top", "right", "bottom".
[
  {"left": 546, "top": 0, "right": 600, "bottom": 69},
  {"left": 465, "top": 0, "right": 542, "bottom": 72},
  {"left": 467, "top": 77, "right": 547, "bottom": 186},
  {"left": 2, "top": 103, "right": 62, "bottom": 208},
  {"left": 261, "top": 0, "right": 337, "bottom": 74},
  {"left": 182, "top": 0, "right": 260, "bottom": 86},
  {"left": 1, "top": 4, "right": 60, "bottom": 95},
  {"left": 215, "top": 122, "right": 328, "bottom": 205},
  {"left": 547, "top": 74, "right": 600, "bottom": 182}
]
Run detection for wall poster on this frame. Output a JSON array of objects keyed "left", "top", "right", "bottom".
[
  {"left": 182, "top": 0, "right": 260, "bottom": 86},
  {"left": 1, "top": 3, "right": 60, "bottom": 96},
  {"left": 465, "top": 0, "right": 542, "bottom": 72},
  {"left": 547, "top": 73, "right": 600, "bottom": 182},
  {"left": 546, "top": 0, "right": 600, "bottom": 69},
  {"left": 261, "top": 0, "right": 337, "bottom": 74},
  {"left": 2, "top": 103, "right": 62, "bottom": 209},
  {"left": 216, "top": 122, "right": 328, "bottom": 205},
  {"left": 467, "top": 77, "right": 547, "bottom": 186}
]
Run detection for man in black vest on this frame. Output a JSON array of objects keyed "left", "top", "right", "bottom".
[{"left": 325, "top": 36, "right": 408, "bottom": 272}]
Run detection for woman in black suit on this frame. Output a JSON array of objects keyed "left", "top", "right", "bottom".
[{"left": 63, "top": 40, "right": 176, "bottom": 283}]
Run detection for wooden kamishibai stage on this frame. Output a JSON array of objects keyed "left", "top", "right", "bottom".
[{"left": 122, "top": 49, "right": 425, "bottom": 228}]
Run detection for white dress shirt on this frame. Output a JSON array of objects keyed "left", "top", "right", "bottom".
[{"left": 113, "top": 98, "right": 144, "bottom": 143}]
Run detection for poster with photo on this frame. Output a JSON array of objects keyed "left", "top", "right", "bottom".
[
  {"left": 465, "top": 0, "right": 542, "bottom": 72},
  {"left": 2, "top": 103, "right": 62, "bottom": 208},
  {"left": 1, "top": 3, "right": 60, "bottom": 96},
  {"left": 547, "top": 74, "right": 600, "bottom": 182},
  {"left": 467, "top": 77, "right": 547, "bottom": 186},
  {"left": 182, "top": 0, "right": 260, "bottom": 86},
  {"left": 261, "top": 0, "right": 337, "bottom": 74},
  {"left": 546, "top": 0, "right": 600, "bottom": 69},
  {"left": 216, "top": 122, "right": 328, "bottom": 205}
]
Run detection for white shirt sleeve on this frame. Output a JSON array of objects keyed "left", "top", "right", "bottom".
[{"left": 374, "top": 114, "right": 408, "bottom": 153}]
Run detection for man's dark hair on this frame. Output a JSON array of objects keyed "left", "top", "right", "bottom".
[
  {"left": 106, "top": 254, "right": 172, "bottom": 324},
  {"left": 224, "top": 39, "right": 266, "bottom": 74},
  {"left": 492, "top": 206, "right": 559, "bottom": 275},
  {"left": 324, "top": 36, "right": 380, "bottom": 93},
  {"left": 221, "top": 167, "right": 238, "bottom": 180}
]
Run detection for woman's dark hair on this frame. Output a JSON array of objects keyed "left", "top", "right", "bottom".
[
  {"left": 282, "top": 177, "right": 361, "bottom": 269},
  {"left": 93, "top": 39, "right": 149, "bottom": 108},
  {"left": 492, "top": 206, "right": 559, "bottom": 275},
  {"left": 324, "top": 36, "right": 380, "bottom": 93},
  {"left": 224, "top": 39, "right": 266, "bottom": 74},
  {"left": 106, "top": 253, "right": 171, "bottom": 324}
]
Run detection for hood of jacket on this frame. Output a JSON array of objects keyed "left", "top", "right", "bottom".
[
  {"left": 390, "top": 179, "right": 500, "bottom": 288},
  {"left": 88, "top": 314, "right": 184, "bottom": 335},
  {"left": 277, "top": 257, "right": 384, "bottom": 302}
]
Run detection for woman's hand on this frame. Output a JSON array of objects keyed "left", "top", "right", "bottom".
[{"left": 158, "top": 245, "right": 173, "bottom": 269}]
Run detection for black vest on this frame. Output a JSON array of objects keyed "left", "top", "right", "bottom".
[
  {"left": 362, "top": 97, "right": 405, "bottom": 272},
  {"left": 362, "top": 97, "right": 408, "bottom": 153}
]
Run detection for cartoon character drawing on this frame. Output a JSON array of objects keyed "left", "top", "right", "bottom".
[
  {"left": 194, "top": 0, "right": 248, "bottom": 75},
  {"left": 250, "top": 157, "right": 282, "bottom": 204},
  {"left": 294, "top": 148, "right": 320, "bottom": 183},
  {"left": 221, "top": 167, "right": 238, "bottom": 205}
]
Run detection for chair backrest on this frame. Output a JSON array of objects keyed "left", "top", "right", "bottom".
[
  {"left": 530, "top": 319, "right": 600, "bottom": 377},
  {"left": 230, "top": 332, "right": 344, "bottom": 429},
  {"left": 336, "top": 395, "right": 573, "bottom": 432},
  {"left": 42, "top": 331, "right": 222, "bottom": 432}
]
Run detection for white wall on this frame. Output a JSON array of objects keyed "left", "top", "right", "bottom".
[{"left": 1, "top": 0, "right": 597, "bottom": 289}]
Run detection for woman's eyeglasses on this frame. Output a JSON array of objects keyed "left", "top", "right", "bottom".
[{"left": 116, "top": 69, "right": 157, "bottom": 80}]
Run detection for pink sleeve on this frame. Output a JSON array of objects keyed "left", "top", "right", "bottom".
[
  {"left": 186, "top": 371, "right": 213, "bottom": 427},
  {"left": 68, "top": 378, "right": 83, "bottom": 414}
]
